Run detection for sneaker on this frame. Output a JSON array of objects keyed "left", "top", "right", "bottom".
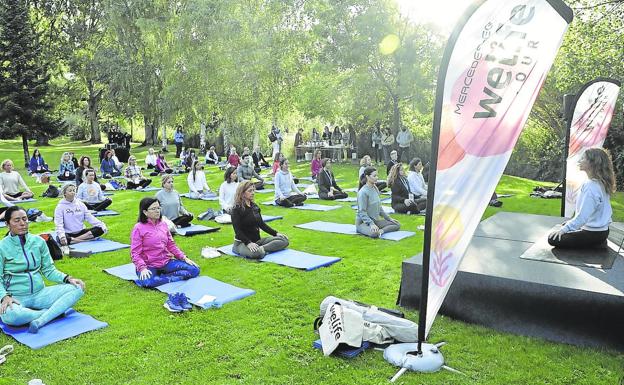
[
  {"left": 163, "top": 293, "right": 184, "bottom": 312},
  {"left": 175, "top": 293, "right": 193, "bottom": 310},
  {"left": 60, "top": 246, "right": 70, "bottom": 256}
]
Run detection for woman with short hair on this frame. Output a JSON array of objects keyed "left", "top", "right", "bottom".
[
  {"left": 232, "top": 181, "right": 289, "bottom": 259},
  {"left": 549, "top": 148, "right": 616, "bottom": 248},
  {"left": 318, "top": 158, "right": 347, "bottom": 200},
  {"left": 76, "top": 169, "right": 112, "bottom": 211},
  {"left": 356, "top": 167, "right": 400, "bottom": 238},
  {"left": 156, "top": 175, "right": 193, "bottom": 228},
  {"left": 387, "top": 163, "right": 426, "bottom": 214},
  {"left": 0, "top": 206, "right": 85, "bottom": 333},
  {"left": 219, "top": 167, "right": 239, "bottom": 213},
  {"left": 274, "top": 159, "right": 306, "bottom": 207},
  {"left": 54, "top": 184, "right": 107, "bottom": 245},
  {"left": 130, "top": 197, "right": 200, "bottom": 289}
]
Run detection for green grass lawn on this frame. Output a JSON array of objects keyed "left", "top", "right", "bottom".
[{"left": 0, "top": 139, "right": 622, "bottom": 385}]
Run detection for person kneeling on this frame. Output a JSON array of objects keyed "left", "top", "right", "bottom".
[
  {"left": 318, "top": 158, "right": 348, "bottom": 200},
  {"left": 356, "top": 167, "right": 400, "bottom": 238},
  {"left": 55, "top": 184, "right": 108, "bottom": 246},
  {"left": 131, "top": 198, "right": 200, "bottom": 288},
  {"left": 76, "top": 170, "right": 112, "bottom": 211},
  {"left": 0, "top": 206, "right": 85, "bottom": 333},
  {"left": 548, "top": 148, "right": 615, "bottom": 249},
  {"left": 232, "top": 181, "right": 289, "bottom": 259},
  {"left": 274, "top": 159, "right": 306, "bottom": 207},
  {"left": 388, "top": 163, "right": 426, "bottom": 214}
]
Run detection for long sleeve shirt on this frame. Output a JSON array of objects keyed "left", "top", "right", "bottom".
[
  {"left": 206, "top": 151, "right": 219, "bottom": 164},
  {"left": 390, "top": 176, "right": 412, "bottom": 206},
  {"left": 274, "top": 170, "right": 302, "bottom": 200},
  {"left": 231, "top": 202, "right": 277, "bottom": 245},
  {"left": 54, "top": 198, "right": 106, "bottom": 240},
  {"left": 130, "top": 220, "right": 186, "bottom": 271},
  {"left": 0, "top": 171, "right": 31, "bottom": 194},
  {"left": 396, "top": 130, "right": 413, "bottom": 148},
  {"left": 174, "top": 131, "right": 184, "bottom": 144},
  {"left": 311, "top": 159, "right": 322, "bottom": 177},
  {"left": 156, "top": 157, "right": 169, "bottom": 172},
  {"left": 407, "top": 171, "right": 427, "bottom": 197},
  {"left": 100, "top": 159, "right": 119, "bottom": 174},
  {"left": 29, "top": 156, "right": 47, "bottom": 173},
  {"left": 187, "top": 171, "right": 210, "bottom": 193},
  {"left": 562, "top": 179, "right": 612, "bottom": 233},
  {"left": 318, "top": 169, "right": 342, "bottom": 195},
  {"left": 356, "top": 184, "right": 391, "bottom": 225},
  {"left": 125, "top": 165, "right": 144, "bottom": 181},
  {"left": 77, "top": 181, "right": 106, "bottom": 203},
  {"left": 0, "top": 233, "right": 67, "bottom": 298},
  {"left": 237, "top": 164, "right": 262, "bottom": 182},
  {"left": 155, "top": 189, "right": 185, "bottom": 220},
  {"left": 219, "top": 181, "right": 239, "bottom": 211},
  {"left": 381, "top": 133, "right": 394, "bottom": 146},
  {"left": 59, "top": 161, "right": 76, "bottom": 176},
  {"left": 145, "top": 154, "right": 157, "bottom": 167}
]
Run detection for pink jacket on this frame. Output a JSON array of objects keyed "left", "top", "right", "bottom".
[
  {"left": 130, "top": 219, "right": 185, "bottom": 271},
  {"left": 311, "top": 158, "right": 322, "bottom": 177}
]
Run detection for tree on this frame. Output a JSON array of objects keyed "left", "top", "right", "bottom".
[{"left": 0, "top": 0, "right": 62, "bottom": 166}]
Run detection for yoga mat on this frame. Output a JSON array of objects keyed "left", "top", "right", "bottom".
[
  {"left": 261, "top": 201, "right": 341, "bottom": 211},
  {"left": 103, "top": 264, "right": 255, "bottom": 309},
  {"left": 255, "top": 188, "right": 275, "bottom": 193},
  {"left": 295, "top": 221, "right": 415, "bottom": 241},
  {"left": 13, "top": 198, "right": 36, "bottom": 203},
  {"left": 342, "top": 187, "right": 358, "bottom": 193},
  {"left": 92, "top": 210, "right": 119, "bottom": 217},
  {"left": 175, "top": 224, "right": 220, "bottom": 236},
  {"left": 0, "top": 222, "right": 5, "bottom": 228},
  {"left": 69, "top": 238, "right": 130, "bottom": 254},
  {"left": 217, "top": 244, "right": 341, "bottom": 271},
  {"left": 307, "top": 194, "right": 356, "bottom": 203},
  {"left": 335, "top": 197, "right": 357, "bottom": 202},
  {"left": 313, "top": 339, "right": 370, "bottom": 358},
  {"left": 157, "top": 276, "right": 256, "bottom": 309},
  {"left": 180, "top": 193, "right": 219, "bottom": 201},
  {"left": 265, "top": 180, "right": 274, "bottom": 185},
  {"left": 103, "top": 192, "right": 113, "bottom": 196},
  {"left": 0, "top": 309, "right": 108, "bottom": 350},
  {"left": 134, "top": 186, "right": 161, "bottom": 192},
  {"left": 262, "top": 215, "right": 283, "bottom": 223},
  {"left": 350, "top": 205, "right": 395, "bottom": 214}
]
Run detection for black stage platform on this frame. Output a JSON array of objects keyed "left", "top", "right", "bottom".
[{"left": 398, "top": 212, "right": 624, "bottom": 351}]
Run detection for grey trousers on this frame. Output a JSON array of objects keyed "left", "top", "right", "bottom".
[
  {"left": 233, "top": 235, "right": 289, "bottom": 259},
  {"left": 356, "top": 218, "right": 400, "bottom": 238}
]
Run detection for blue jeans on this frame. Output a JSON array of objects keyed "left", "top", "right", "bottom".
[
  {"left": 135, "top": 259, "right": 200, "bottom": 288},
  {"left": 1, "top": 284, "right": 84, "bottom": 328}
]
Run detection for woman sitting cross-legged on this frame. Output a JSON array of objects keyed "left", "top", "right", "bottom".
[
  {"left": 274, "top": 159, "right": 306, "bottom": 207},
  {"left": 156, "top": 175, "right": 193, "bottom": 228},
  {"left": 187, "top": 160, "right": 214, "bottom": 199},
  {"left": 124, "top": 155, "right": 152, "bottom": 190},
  {"left": 548, "top": 148, "right": 616, "bottom": 249},
  {"left": 29, "top": 148, "right": 49, "bottom": 175},
  {"left": 219, "top": 167, "right": 239, "bottom": 214},
  {"left": 100, "top": 150, "right": 122, "bottom": 178},
  {"left": 54, "top": 184, "right": 108, "bottom": 246},
  {"left": 407, "top": 157, "right": 427, "bottom": 200},
  {"left": 0, "top": 159, "right": 34, "bottom": 201},
  {"left": 356, "top": 167, "right": 400, "bottom": 238},
  {"left": 76, "top": 169, "right": 112, "bottom": 212},
  {"left": 131, "top": 197, "right": 200, "bottom": 289},
  {"left": 0, "top": 206, "right": 85, "bottom": 333},
  {"left": 75, "top": 156, "right": 105, "bottom": 190},
  {"left": 232, "top": 181, "right": 289, "bottom": 259},
  {"left": 317, "top": 158, "right": 348, "bottom": 200},
  {"left": 359, "top": 155, "right": 387, "bottom": 191},
  {"left": 155, "top": 151, "right": 173, "bottom": 175},
  {"left": 145, "top": 147, "right": 157, "bottom": 169},
  {"left": 387, "top": 163, "right": 426, "bottom": 214},
  {"left": 58, "top": 152, "right": 76, "bottom": 181}
]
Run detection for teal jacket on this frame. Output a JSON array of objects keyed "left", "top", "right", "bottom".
[{"left": 0, "top": 233, "right": 67, "bottom": 298}]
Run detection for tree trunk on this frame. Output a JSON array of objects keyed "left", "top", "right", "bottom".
[
  {"left": 22, "top": 133, "right": 30, "bottom": 168},
  {"left": 253, "top": 111, "right": 260, "bottom": 149},
  {"left": 35, "top": 136, "right": 49, "bottom": 146},
  {"left": 129, "top": 118, "right": 134, "bottom": 141},
  {"left": 87, "top": 80, "right": 102, "bottom": 144},
  {"left": 392, "top": 94, "right": 401, "bottom": 134}
]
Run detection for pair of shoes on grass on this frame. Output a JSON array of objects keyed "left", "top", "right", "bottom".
[
  {"left": 0, "top": 344, "right": 13, "bottom": 364},
  {"left": 164, "top": 293, "right": 193, "bottom": 312}
]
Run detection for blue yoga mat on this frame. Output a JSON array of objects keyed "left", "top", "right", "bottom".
[
  {"left": 313, "top": 339, "right": 370, "bottom": 358},
  {"left": 217, "top": 244, "right": 341, "bottom": 271},
  {"left": 295, "top": 221, "right": 415, "bottom": 241},
  {"left": 13, "top": 198, "right": 37, "bottom": 203},
  {"left": 103, "top": 263, "right": 255, "bottom": 308},
  {"left": 307, "top": 194, "right": 356, "bottom": 203},
  {"left": 342, "top": 187, "right": 358, "bottom": 193},
  {"left": 134, "top": 186, "right": 161, "bottom": 192},
  {"left": 180, "top": 193, "right": 219, "bottom": 201},
  {"left": 69, "top": 238, "right": 130, "bottom": 254},
  {"left": 0, "top": 222, "right": 5, "bottom": 228},
  {"left": 175, "top": 224, "right": 220, "bottom": 236},
  {"left": 261, "top": 201, "right": 341, "bottom": 211},
  {"left": 103, "top": 192, "right": 114, "bottom": 196},
  {"left": 262, "top": 215, "right": 283, "bottom": 223},
  {"left": 255, "top": 188, "right": 275, "bottom": 193},
  {"left": 92, "top": 210, "right": 119, "bottom": 217},
  {"left": 0, "top": 309, "right": 107, "bottom": 350}
]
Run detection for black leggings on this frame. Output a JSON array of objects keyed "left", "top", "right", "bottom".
[
  {"left": 127, "top": 179, "right": 152, "bottom": 189},
  {"left": 373, "top": 146, "right": 382, "bottom": 163},
  {"left": 392, "top": 197, "right": 426, "bottom": 214},
  {"left": 58, "top": 173, "right": 76, "bottom": 181},
  {"left": 66, "top": 226, "right": 105, "bottom": 244},
  {"left": 276, "top": 194, "right": 307, "bottom": 208},
  {"left": 84, "top": 198, "right": 112, "bottom": 212},
  {"left": 319, "top": 191, "right": 348, "bottom": 200},
  {"left": 173, "top": 214, "right": 193, "bottom": 228},
  {"left": 548, "top": 229, "right": 609, "bottom": 249}
]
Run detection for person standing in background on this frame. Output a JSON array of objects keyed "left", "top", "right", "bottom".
[
  {"left": 294, "top": 128, "right": 304, "bottom": 162},
  {"left": 174, "top": 125, "right": 185, "bottom": 158},
  {"left": 381, "top": 127, "right": 394, "bottom": 165},
  {"left": 341, "top": 126, "right": 350, "bottom": 163},
  {"left": 371, "top": 124, "right": 382, "bottom": 165},
  {"left": 396, "top": 125, "right": 414, "bottom": 163}
]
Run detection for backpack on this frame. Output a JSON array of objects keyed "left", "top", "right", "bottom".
[
  {"left": 39, "top": 233, "right": 62, "bottom": 260},
  {"left": 26, "top": 208, "right": 43, "bottom": 222},
  {"left": 268, "top": 131, "right": 277, "bottom": 142},
  {"left": 42, "top": 184, "right": 59, "bottom": 198}
]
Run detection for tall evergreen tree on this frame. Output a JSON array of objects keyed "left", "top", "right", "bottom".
[{"left": 0, "top": 0, "right": 62, "bottom": 167}]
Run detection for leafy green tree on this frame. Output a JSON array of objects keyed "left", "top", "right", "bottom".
[{"left": 0, "top": 0, "right": 62, "bottom": 166}]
